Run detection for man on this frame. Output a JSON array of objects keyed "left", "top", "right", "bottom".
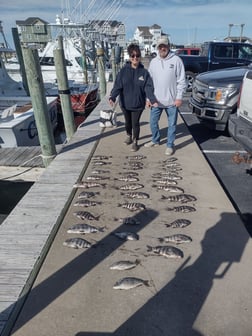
[{"left": 145, "top": 36, "right": 186, "bottom": 155}]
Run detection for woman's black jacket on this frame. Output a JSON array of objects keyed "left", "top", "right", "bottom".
[{"left": 109, "top": 61, "right": 156, "bottom": 111}]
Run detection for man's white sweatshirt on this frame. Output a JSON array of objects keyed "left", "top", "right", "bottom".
[{"left": 148, "top": 52, "right": 187, "bottom": 107}]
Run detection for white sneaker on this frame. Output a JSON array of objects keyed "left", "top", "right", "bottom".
[
  {"left": 144, "top": 141, "right": 159, "bottom": 148},
  {"left": 165, "top": 147, "right": 175, "bottom": 156}
]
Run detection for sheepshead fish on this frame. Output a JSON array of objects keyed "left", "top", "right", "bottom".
[
  {"left": 113, "top": 231, "right": 139, "bottom": 241},
  {"left": 113, "top": 277, "right": 150, "bottom": 290},
  {"left": 74, "top": 211, "right": 100, "bottom": 221},
  {"left": 73, "top": 181, "right": 106, "bottom": 188},
  {"left": 125, "top": 155, "right": 146, "bottom": 160},
  {"left": 158, "top": 234, "right": 192, "bottom": 244},
  {"left": 115, "top": 176, "right": 139, "bottom": 182},
  {"left": 91, "top": 169, "right": 110, "bottom": 174},
  {"left": 167, "top": 205, "right": 196, "bottom": 213},
  {"left": 152, "top": 179, "right": 177, "bottom": 185},
  {"left": 92, "top": 155, "right": 112, "bottom": 160},
  {"left": 78, "top": 191, "right": 100, "bottom": 199},
  {"left": 118, "top": 183, "right": 144, "bottom": 190},
  {"left": 109, "top": 259, "right": 141, "bottom": 270},
  {"left": 118, "top": 217, "right": 141, "bottom": 225},
  {"left": 146, "top": 245, "right": 183, "bottom": 259},
  {"left": 156, "top": 185, "right": 184, "bottom": 193},
  {"left": 165, "top": 219, "right": 191, "bottom": 228},
  {"left": 152, "top": 172, "right": 182, "bottom": 180},
  {"left": 63, "top": 237, "right": 92, "bottom": 249},
  {"left": 67, "top": 223, "right": 104, "bottom": 234},
  {"left": 118, "top": 202, "right": 146, "bottom": 211},
  {"left": 92, "top": 160, "right": 111, "bottom": 166},
  {"left": 120, "top": 191, "right": 150, "bottom": 199},
  {"left": 162, "top": 157, "right": 178, "bottom": 163},
  {"left": 86, "top": 175, "right": 110, "bottom": 180},
  {"left": 74, "top": 199, "right": 100, "bottom": 207},
  {"left": 119, "top": 171, "right": 139, "bottom": 176},
  {"left": 161, "top": 194, "right": 197, "bottom": 203}
]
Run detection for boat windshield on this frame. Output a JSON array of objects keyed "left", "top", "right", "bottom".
[{"left": 39, "top": 57, "right": 73, "bottom": 66}]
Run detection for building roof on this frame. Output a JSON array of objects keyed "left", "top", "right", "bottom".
[
  {"left": 16, "top": 17, "right": 49, "bottom": 26},
  {"left": 150, "top": 24, "right": 161, "bottom": 29},
  {"left": 136, "top": 26, "right": 153, "bottom": 38}
]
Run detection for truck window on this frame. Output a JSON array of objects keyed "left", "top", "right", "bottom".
[
  {"left": 238, "top": 45, "right": 252, "bottom": 61},
  {"left": 214, "top": 45, "right": 234, "bottom": 58}
]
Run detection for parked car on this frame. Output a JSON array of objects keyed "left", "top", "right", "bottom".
[
  {"left": 228, "top": 70, "right": 252, "bottom": 153},
  {"left": 179, "top": 41, "right": 252, "bottom": 91},
  {"left": 189, "top": 65, "right": 252, "bottom": 131},
  {"left": 175, "top": 47, "right": 201, "bottom": 56}
]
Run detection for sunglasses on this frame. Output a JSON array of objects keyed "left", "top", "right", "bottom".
[{"left": 130, "top": 54, "right": 140, "bottom": 59}]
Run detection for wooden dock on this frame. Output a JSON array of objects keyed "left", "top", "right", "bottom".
[{"left": 0, "top": 93, "right": 106, "bottom": 335}]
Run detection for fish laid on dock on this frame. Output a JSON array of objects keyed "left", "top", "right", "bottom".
[
  {"left": 73, "top": 181, "right": 106, "bottom": 188},
  {"left": 125, "top": 154, "right": 146, "bottom": 160},
  {"left": 117, "top": 217, "right": 141, "bottom": 225},
  {"left": 161, "top": 194, "right": 197, "bottom": 203},
  {"left": 109, "top": 259, "right": 141, "bottom": 270},
  {"left": 113, "top": 231, "right": 139, "bottom": 241},
  {"left": 156, "top": 185, "right": 184, "bottom": 193},
  {"left": 166, "top": 205, "right": 196, "bottom": 213},
  {"left": 120, "top": 191, "right": 150, "bottom": 199},
  {"left": 115, "top": 176, "right": 139, "bottom": 182},
  {"left": 74, "top": 211, "right": 100, "bottom": 221},
  {"left": 63, "top": 237, "right": 92, "bottom": 249},
  {"left": 146, "top": 245, "right": 184, "bottom": 259},
  {"left": 113, "top": 277, "right": 150, "bottom": 290},
  {"left": 74, "top": 199, "right": 100, "bottom": 207},
  {"left": 67, "top": 223, "right": 105, "bottom": 234},
  {"left": 78, "top": 191, "right": 100, "bottom": 199},
  {"left": 118, "top": 183, "right": 144, "bottom": 190},
  {"left": 118, "top": 202, "right": 146, "bottom": 211},
  {"left": 158, "top": 234, "right": 192, "bottom": 244},
  {"left": 165, "top": 219, "right": 191, "bottom": 228}
]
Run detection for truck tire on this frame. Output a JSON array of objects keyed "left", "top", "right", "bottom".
[{"left": 186, "top": 71, "right": 196, "bottom": 92}]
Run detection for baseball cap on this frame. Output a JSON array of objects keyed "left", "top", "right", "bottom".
[{"left": 156, "top": 37, "right": 170, "bottom": 48}]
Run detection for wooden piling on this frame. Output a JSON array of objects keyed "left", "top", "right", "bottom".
[
  {"left": 21, "top": 47, "right": 57, "bottom": 167},
  {"left": 80, "top": 38, "right": 88, "bottom": 84},
  {"left": 53, "top": 37, "right": 76, "bottom": 140},
  {"left": 97, "top": 47, "right": 106, "bottom": 99}
]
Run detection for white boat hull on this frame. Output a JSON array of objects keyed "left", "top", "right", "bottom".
[{"left": 0, "top": 96, "right": 58, "bottom": 148}]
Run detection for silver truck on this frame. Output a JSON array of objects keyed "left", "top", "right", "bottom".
[
  {"left": 228, "top": 70, "right": 252, "bottom": 153},
  {"left": 189, "top": 65, "right": 252, "bottom": 131}
]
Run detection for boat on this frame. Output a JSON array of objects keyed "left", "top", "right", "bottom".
[
  {"left": 0, "top": 96, "right": 58, "bottom": 147},
  {"left": 0, "top": 56, "right": 58, "bottom": 147}
]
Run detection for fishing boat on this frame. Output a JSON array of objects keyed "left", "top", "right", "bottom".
[
  {"left": 0, "top": 96, "right": 58, "bottom": 147},
  {"left": 0, "top": 56, "right": 58, "bottom": 147}
]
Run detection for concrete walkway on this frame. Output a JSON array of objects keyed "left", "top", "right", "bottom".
[{"left": 2, "top": 93, "right": 252, "bottom": 336}]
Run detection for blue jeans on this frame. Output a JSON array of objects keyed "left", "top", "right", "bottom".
[{"left": 150, "top": 106, "right": 178, "bottom": 148}]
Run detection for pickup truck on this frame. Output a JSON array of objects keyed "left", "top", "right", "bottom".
[
  {"left": 189, "top": 65, "right": 252, "bottom": 131},
  {"left": 228, "top": 70, "right": 252, "bottom": 153},
  {"left": 179, "top": 41, "right": 252, "bottom": 91}
]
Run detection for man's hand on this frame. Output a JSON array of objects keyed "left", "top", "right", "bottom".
[{"left": 174, "top": 99, "right": 183, "bottom": 108}]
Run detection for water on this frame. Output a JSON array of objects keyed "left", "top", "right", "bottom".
[{"left": 0, "top": 180, "right": 33, "bottom": 224}]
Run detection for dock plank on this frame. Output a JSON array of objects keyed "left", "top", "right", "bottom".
[{"left": 0, "top": 94, "right": 107, "bottom": 335}]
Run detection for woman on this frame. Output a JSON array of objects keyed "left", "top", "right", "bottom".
[{"left": 109, "top": 44, "right": 157, "bottom": 152}]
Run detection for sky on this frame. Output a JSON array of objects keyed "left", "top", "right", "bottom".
[{"left": 1, "top": 0, "right": 252, "bottom": 49}]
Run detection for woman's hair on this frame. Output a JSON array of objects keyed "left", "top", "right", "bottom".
[{"left": 127, "top": 44, "right": 141, "bottom": 57}]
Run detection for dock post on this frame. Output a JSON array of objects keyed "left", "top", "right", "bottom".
[
  {"left": 80, "top": 38, "right": 88, "bottom": 84},
  {"left": 22, "top": 47, "right": 57, "bottom": 167},
  {"left": 11, "top": 28, "right": 29, "bottom": 96},
  {"left": 111, "top": 47, "right": 117, "bottom": 82},
  {"left": 53, "top": 37, "right": 76, "bottom": 141},
  {"left": 97, "top": 47, "right": 106, "bottom": 99}
]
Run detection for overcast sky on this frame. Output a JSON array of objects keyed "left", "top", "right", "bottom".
[{"left": 1, "top": 0, "right": 252, "bottom": 48}]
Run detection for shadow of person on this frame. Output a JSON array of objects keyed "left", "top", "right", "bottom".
[{"left": 72, "top": 212, "right": 248, "bottom": 336}]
